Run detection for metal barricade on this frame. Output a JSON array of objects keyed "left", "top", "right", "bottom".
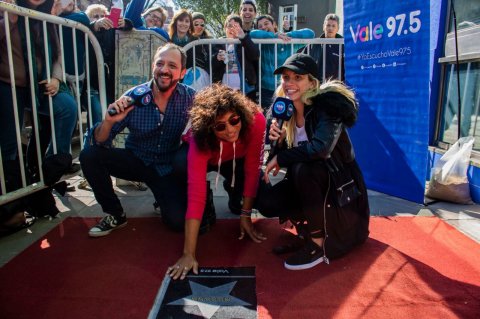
[
  {"left": 182, "top": 37, "right": 344, "bottom": 91},
  {"left": 0, "top": 2, "right": 106, "bottom": 205}
]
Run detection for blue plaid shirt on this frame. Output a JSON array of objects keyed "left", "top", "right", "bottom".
[{"left": 94, "top": 81, "right": 195, "bottom": 176}]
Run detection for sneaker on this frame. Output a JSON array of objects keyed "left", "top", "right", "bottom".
[
  {"left": 223, "top": 179, "right": 242, "bottom": 215},
  {"left": 284, "top": 240, "right": 325, "bottom": 270},
  {"left": 272, "top": 239, "right": 305, "bottom": 255},
  {"left": 89, "top": 214, "right": 127, "bottom": 237}
]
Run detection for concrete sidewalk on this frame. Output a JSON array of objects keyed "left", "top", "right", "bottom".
[{"left": 1, "top": 173, "right": 479, "bottom": 267}]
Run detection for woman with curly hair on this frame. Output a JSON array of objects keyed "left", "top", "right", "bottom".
[
  {"left": 167, "top": 84, "right": 267, "bottom": 280},
  {"left": 258, "top": 53, "right": 370, "bottom": 270}
]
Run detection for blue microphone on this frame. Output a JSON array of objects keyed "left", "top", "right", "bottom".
[
  {"left": 108, "top": 85, "right": 154, "bottom": 116},
  {"left": 270, "top": 97, "right": 294, "bottom": 149}
]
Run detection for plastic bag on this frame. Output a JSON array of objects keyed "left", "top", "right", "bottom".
[
  {"left": 183, "top": 67, "right": 210, "bottom": 91},
  {"left": 426, "top": 136, "right": 474, "bottom": 204}
]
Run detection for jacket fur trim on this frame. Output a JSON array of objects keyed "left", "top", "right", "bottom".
[{"left": 310, "top": 92, "right": 358, "bottom": 128}]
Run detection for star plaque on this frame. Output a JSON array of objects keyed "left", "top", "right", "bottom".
[{"left": 149, "top": 267, "right": 257, "bottom": 319}]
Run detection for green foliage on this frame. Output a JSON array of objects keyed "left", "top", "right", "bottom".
[{"left": 173, "top": 0, "right": 267, "bottom": 37}]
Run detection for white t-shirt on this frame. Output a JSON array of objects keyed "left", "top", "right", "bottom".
[
  {"left": 294, "top": 125, "right": 309, "bottom": 146},
  {"left": 221, "top": 44, "right": 241, "bottom": 90}
]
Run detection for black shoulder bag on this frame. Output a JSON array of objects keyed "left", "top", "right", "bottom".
[{"left": 326, "top": 155, "right": 361, "bottom": 208}]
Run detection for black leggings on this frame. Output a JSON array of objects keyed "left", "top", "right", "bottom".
[{"left": 256, "top": 161, "right": 330, "bottom": 237}]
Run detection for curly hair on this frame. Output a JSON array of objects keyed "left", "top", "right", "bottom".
[{"left": 190, "top": 84, "right": 260, "bottom": 151}]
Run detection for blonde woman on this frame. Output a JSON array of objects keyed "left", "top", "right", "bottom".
[{"left": 257, "top": 53, "right": 370, "bottom": 270}]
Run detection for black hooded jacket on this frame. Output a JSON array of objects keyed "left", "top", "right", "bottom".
[{"left": 277, "top": 91, "right": 357, "bottom": 167}]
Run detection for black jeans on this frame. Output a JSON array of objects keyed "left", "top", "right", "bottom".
[
  {"left": 79, "top": 145, "right": 187, "bottom": 231},
  {"left": 256, "top": 161, "right": 329, "bottom": 235}
]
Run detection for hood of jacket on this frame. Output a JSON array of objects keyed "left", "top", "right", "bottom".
[{"left": 310, "top": 92, "right": 358, "bottom": 127}]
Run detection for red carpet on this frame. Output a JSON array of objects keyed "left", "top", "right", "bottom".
[{"left": 0, "top": 217, "right": 479, "bottom": 319}]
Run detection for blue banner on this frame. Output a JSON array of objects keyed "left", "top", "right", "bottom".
[{"left": 344, "top": 0, "right": 435, "bottom": 203}]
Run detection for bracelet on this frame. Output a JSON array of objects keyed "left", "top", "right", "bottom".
[{"left": 240, "top": 209, "right": 252, "bottom": 218}]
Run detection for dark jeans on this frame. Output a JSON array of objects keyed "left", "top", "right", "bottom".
[
  {"left": 256, "top": 162, "right": 329, "bottom": 234},
  {"left": 0, "top": 81, "right": 77, "bottom": 161},
  {"left": 79, "top": 145, "right": 187, "bottom": 231}
]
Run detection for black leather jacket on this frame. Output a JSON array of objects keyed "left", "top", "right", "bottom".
[{"left": 277, "top": 91, "right": 357, "bottom": 167}]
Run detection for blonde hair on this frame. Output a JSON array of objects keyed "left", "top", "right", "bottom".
[
  {"left": 275, "top": 78, "right": 355, "bottom": 147},
  {"left": 85, "top": 4, "right": 108, "bottom": 20}
]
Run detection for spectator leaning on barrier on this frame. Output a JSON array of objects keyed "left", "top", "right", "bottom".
[
  {"left": 169, "top": 9, "right": 209, "bottom": 90},
  {"left": 167, "top": 84, "right": 267, "bottom": 280},
  {"left": 142, "top": 6, "right": 166, "bottom": 28},
  {"left": 282, "top": 15, "right": 293, "bottom": 32},
  {"left": 84, "top": 3, "right": 106, "bottom": 21},
  {"left": 124, "top": 0, "right": 170, "bottom": 41},
  {"left": 212, "top": 14, "right": 259, "bottom": 105},
  {"left": 169, "top": 9, "right": 205, "bottom": 69},
  {"left": 52, "top": 0, "right": 103, "bottom": 125},
  {"left": 0, "top": 0, "right": 78, "bottom": 225},
  {"left": 238, "top": 0, "right": 259, "bottom": 102},
  {"left": 179, "top": 10, "right": 212, "bottom": 90},
  {"left": 191, "top": 11, "right": 211, "bottom": 39},
  {"left": 0, "top": 0, "right": 77, "bottom": 167},
  {"left": 250, "top": 14, "right": 315, "bottom": 112},
  {"left": 298, "top": 13, "right": 344, "bottom": 81},
  {"left": 79, "top": 44, "right": 205, "bottom": 238},
  {"left": 239, "top": 0, "right": 256, "bottom": 33}
]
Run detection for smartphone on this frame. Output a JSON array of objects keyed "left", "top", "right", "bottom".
[{"left": 108, "top": 7, "right": 121, "bottom": 28}]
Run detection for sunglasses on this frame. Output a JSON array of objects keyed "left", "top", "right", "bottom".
[
  {"left": 194, "top": 23, "right": 205, "bottom": 27},
  {"left": 214, "top": 115, "right": 241, "bottom": 132}
]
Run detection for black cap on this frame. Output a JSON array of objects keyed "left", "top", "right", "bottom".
[{"left": 274, "top": 53, "right": 318, "bottom": 79}]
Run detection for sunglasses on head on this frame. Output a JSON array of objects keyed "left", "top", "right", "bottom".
[
  {"left": 194, "top": 23, "right": 205, "bottom": 27},
  {"left": 214, "top": 115, "right": 241, "bottom": 132}
]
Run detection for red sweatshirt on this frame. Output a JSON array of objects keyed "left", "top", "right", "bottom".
[{"left": 186, "top": 111, "right": 266, "bottom": 220}]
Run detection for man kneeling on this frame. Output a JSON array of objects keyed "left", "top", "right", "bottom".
[{"left": 80, "top": 44, "right": 203, "bottom": 237}]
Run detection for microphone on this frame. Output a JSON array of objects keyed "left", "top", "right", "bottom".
[
  {"left": 270, "top": 97, "right": 294, "bottom": 149},
  {"left": 107, "top": 85, "right": 153, "bottom": 116}
]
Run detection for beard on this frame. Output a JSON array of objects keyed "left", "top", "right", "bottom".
[{"left": 154, "top": 73, "right": 179, "bottom": 92}]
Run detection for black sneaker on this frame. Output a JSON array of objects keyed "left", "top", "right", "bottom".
[
  {"left": 272, "top": 239, "right": 305, "bottom": 255},
  {"left": 223, "top": 179, "right": 242, "bottom": 215},
  {"left": 284, "top": 240, "right": 325, "bottom": 270},
  {"left": 89, "top": 214, "right": 127, "bottom": 237}
]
